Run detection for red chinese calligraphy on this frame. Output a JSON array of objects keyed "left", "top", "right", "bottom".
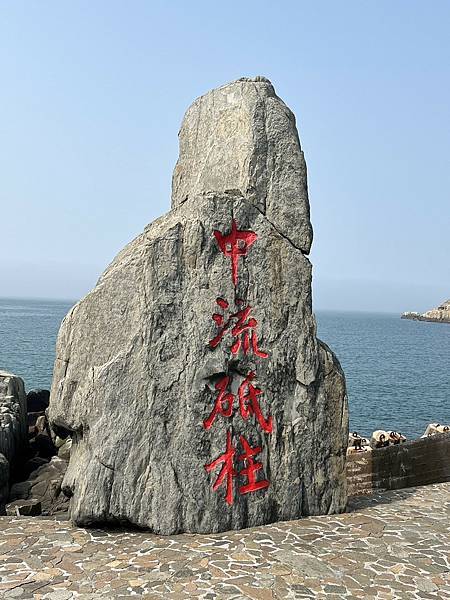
[
  {"left": 209, "top": 298, "right": 268, "bottom": 358},
  {"left": 205, "top": 430, "right": 236, "bottom": 506},
  {"left": 203, "top": 375, "right": 233, "bottom": 430},
  {"left": 238, "top": 371, "right": 273, "bottom": 433},
  {"left": 214, "top": 219, "right": 258, "bottom": 286},
  {"left": 203, "top": 220, "right": 272, "bottom": 507},
  {"left": 205, "top": 432, "right": 269, "bottom": 505},
  {"left": 238, "top": 435, "right": 269, "bottom": 495},
  {"left": 203, "top": 373, "right": 273, "bottom": 434}
]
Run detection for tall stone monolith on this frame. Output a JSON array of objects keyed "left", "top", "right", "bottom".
[{"left": 49, "top": 77, "right": 349, "bottom": 534}]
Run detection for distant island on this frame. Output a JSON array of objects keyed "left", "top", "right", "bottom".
[{"left": 401, "top": 299, "right": 450, "bottom": 323}]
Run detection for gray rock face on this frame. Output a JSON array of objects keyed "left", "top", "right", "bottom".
[
  {"left": 6, "top": 498, "right": 42, "bottom": 516},
  {"left": 57, "top": 436, "right": 72, "bottom": 460},
  {"left": 50, "top": 77, "right": 348, "bottom": 534},
  {"left": 0, "top": 371, "right": 27, "bottom": 464},
  {"left": 0, "top": 453, "right": 8, "bottom": 511},
  {"left": 9, "top": 456, "right": 69, "bottom": 515},
  {"left": 172, "top": 77, "right": 312, "bottom": 253}
]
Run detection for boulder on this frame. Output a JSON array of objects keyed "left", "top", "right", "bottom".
[
  {"left": 0, "top": 371, "right": 27, "bottom": 465},
  {"left": 9, "top": 456, "right": 69, "bottom": 515},
  {"left": 28, "top": 412, "right": 50, "bottom": 440},
  {"left": 49, "top": 77, "right": 348, "bottom": 534},
  {"left": 29, "top": 432, "right": 57, "bottom": 459},
  {"left": 6, "top": 498, "right": 42, "bottom": 516},
  {"left": 35, "top": 414, "right": 48, "bottom": 434},
  {"left": 0, "top": 453, "right": 9, "bottom": 512},
  {"left": 54, "top": 435, "right": 66, "bottom": 448},
  {"left": 57, "top": 437, "right": 72, "bottom": 460},
  {"left": 22, "top": 456, "right": 49, "bottom": 479}
]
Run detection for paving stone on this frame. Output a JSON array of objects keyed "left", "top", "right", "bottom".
[
  {"left": 3, "top": 588, "right": 25, "bottom": 598},
  {"left": 0, "top": 483, "right": 449, "bottom": 598}
]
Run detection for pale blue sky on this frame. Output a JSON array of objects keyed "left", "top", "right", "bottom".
[{"left": 0, "top": 1, "right": 449, "bottom": 312}]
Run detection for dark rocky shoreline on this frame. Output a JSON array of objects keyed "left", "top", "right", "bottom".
[{"left": 0, "top": 371, "right": 69, "bottom": 517}]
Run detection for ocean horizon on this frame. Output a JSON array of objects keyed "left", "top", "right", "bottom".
[{"left": 1, "top": 296, "right": 448, "bottom": 440}]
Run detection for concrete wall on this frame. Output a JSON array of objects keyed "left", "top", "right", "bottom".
[{"left": 347, "top": 432, "right": 450, "bottom": 497}]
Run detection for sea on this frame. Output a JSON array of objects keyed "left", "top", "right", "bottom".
[{"left": 0, "top": 297, "right": 448, "bottom": 440}]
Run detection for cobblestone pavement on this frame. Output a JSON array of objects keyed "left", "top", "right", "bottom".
[{"left": 0, "top": 483, "right": 449, "bottom": 599}]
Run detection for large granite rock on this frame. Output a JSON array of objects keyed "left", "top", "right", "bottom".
[
  {"left": 0, "top": 371, "right": 27, "bottom": 464},
  {"left": 50, "top": 77, "right": 348, "bottom": 534}
]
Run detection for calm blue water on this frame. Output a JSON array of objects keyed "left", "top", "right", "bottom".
[
  {"left": 0, "top": 298, "right": 448, "bottom": 439},
  {"left": 0, "top": 298, "right": 73, "bottom": 390},
  {"left": 316, "top": 311, "right": 450, "bottom": 439}
]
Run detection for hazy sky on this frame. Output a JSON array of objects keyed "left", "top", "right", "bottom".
[{"left": 1, "top": 1, "right": 449, "bottom": 312}]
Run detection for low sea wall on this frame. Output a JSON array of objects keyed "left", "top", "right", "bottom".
[{"left": 346, "top": 431, "right": 450, "bottom": 496}]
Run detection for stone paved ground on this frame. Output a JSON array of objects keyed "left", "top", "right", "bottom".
[{"left": 0, "top": 483, "right": 449, "bottom": 599}]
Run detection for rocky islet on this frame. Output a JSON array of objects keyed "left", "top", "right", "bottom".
[{"left": 401, "top": 299, "right": 450, "bottom": 323}]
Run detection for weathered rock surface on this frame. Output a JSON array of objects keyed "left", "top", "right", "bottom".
[
  {"left": 401, "top": 299, "right": 450, "bottom": 323},
  {"left": 172, "top": 76, "right": 312, "bottom": 253},
  {"left": 0, "top": 371, "right": 27, "bottom": 465},
  {"left": 49, "top": 77, "right": 348, "bottom": 534},
  {"left": 6, "top": 498, "right": 42, "bottom": 516},
  {"left": 9, "top": 456, "right": 69, "bottom": 515},
  {"left": 56, "top": 435, "right": 72, "bottom": 460},
  {"left": 0, "top": 453, "right": 8, "bottom": 511}
]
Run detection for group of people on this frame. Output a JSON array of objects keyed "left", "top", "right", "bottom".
[{"left": 347, "top": 422, "right": 450, "bottom": 455}]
